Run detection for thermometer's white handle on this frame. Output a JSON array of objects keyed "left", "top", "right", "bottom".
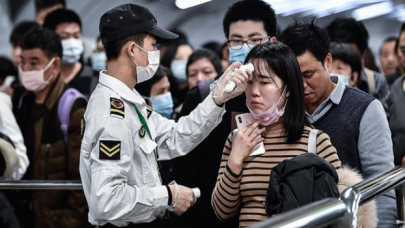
[
  {"left": 224, "top": 63, "right": 254, "bottom": 93},
  {"left": 192, "top": 188, "right": 201, "bottom": 198}
]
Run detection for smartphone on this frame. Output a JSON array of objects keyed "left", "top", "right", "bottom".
[{"left": 235, "top": 113, "right": 266, "bottom": 156}]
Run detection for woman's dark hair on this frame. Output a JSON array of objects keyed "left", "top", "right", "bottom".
[
  {"left": 135, "top": 66, "right": 169, "bottom": 97},
  {"left": 245, "top": 41, "right": 309, "bottom": 142},
  {"left": 186, "top": 49, "right": 222, "bottom": 77},
  {"left": 202, "top": 41, "right": 223, "bottom": 59},
  {"left": 330, "top": 42, "right": 362, "bottom": 76},
  {"left": 160, "top": 40, "right": 192, "bottom": 68}
]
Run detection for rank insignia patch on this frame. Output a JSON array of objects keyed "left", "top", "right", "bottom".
[
  {"left": 139, "top": 126, "right": 146, "bottom": 138},
  {"left": 99, "top": 140, "right": 121, "bottom": 160},
  {"left": 110, "top": 98, "right": 125, "bottom": 118}
]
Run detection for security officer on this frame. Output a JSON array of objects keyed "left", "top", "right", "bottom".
[{"left": 79, "top": 3, "right": 250, "bottom": 227}]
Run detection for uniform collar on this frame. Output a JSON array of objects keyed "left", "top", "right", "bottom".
[{"left": 99, "top": 70, "right": 145, "bottom": 106}]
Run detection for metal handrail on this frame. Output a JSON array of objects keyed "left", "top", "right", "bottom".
[
  {"left": 251, "top": 166, "right": 405, "bottom": 228},
  {"left": 0, "top": 180, "right": 82, "bottom": 190}
]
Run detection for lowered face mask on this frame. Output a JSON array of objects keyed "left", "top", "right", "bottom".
[
  {"left": 246, "top": 86, "right": 288, "bottom": 126},
  {"left": 229, "top": 44, "right": 255, "bottom": 64},
  {"left": 128, "top": 44, "right": 160, "bottom": 84},
  {"left": 61, "top": 38, "right": 84, "bottom": 66}
]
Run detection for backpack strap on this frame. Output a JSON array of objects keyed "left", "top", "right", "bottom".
[
  {"left": 308, "top": 129, "right": 320, "bottom": 154},
  {"left": 58, "top": 88, "right": 87, "bottom": 145},
  {"left": 198, "top": 78, "right": 215, "bottom": 101},
  {"left": 364, "top": 68, "right": 376, "bottom": 96}
]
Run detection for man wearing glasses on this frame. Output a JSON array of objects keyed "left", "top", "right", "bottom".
[{"left": 170, "top": 1, "right": 278, "bottom": 228}]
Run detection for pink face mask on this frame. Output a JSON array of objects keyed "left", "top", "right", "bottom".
[
  {"left": 19, "top": 58, "right": 55, "bottom": 92},
  {"left": 246, "top": 86, "right": 288, "bottom": 126}
]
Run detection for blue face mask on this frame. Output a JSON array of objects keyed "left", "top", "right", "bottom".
[
  {"left": 149, "top": 92, "right": 174, "bottom": 118},
  {"left": 91, "top": 51, "right": 107, "bottom": 71},
  {"left": 170, "top": 60, "right": 187, "bottom": 82},
  {"left": 229, "top": 44, "right": 254, "bottom": 64}
]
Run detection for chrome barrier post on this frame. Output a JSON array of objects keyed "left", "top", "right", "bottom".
[
  {"left": 0, "top": 180, "right": 83, "bottom": 190},
  {"left": 249, "top": 198, "right": 351, "bottom": 228},
  {"left": 396, "top": 183, "right": 405, "bottom": 228}
]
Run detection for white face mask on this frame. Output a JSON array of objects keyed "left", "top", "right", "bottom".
[
  {"left": 331, "top": 73, "right": 350, "bottom": 86},
  {"left": 128, "top": 44, "right": 160, "bottom": 84},
  {"left": 19, "top": 58, "right": 55, "bottom": 92},
  {"left": 61, "top": 38, "right": 84, "bottom": 66}
]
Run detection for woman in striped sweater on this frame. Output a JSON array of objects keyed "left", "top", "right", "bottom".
[{"left": 211, "top": 42, "right": 342, "bottom": 228}]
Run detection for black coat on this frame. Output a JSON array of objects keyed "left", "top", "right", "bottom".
[{"left": 265, "top": 153, "right": 340, "bottom": 217}]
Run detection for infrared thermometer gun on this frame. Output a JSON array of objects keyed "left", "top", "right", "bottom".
[{"left": 224, "top": 63, "right": 254, "bottom": 93}]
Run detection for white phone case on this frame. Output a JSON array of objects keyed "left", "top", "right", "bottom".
[{"left": 235, "top": 113, "right": 266, "bottom": 156}]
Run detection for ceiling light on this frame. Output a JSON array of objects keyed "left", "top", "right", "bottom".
[
  {"left": 175, "top": 0, "right": 212, "bottom": 9},
  {"left": 352, "top": 1, "right": 393, "bottom": 21}
]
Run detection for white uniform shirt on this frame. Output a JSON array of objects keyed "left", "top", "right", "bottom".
[
  {"left": 0, "top": 92, "right": 29, "bottom": 180},
  {"left": 80, "top": 71, "right": 225, "bottom": 226}
]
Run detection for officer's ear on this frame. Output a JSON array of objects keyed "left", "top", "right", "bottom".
[{"left": 126, "top": 42, "right": 136, "bottom": 58}]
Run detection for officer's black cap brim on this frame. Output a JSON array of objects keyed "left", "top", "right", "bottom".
[{"left": 147, "top": 26, "right": 179, "bottom": 44}]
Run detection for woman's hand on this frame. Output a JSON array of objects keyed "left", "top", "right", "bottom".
[{"left": 228, "top": 120, "right": 265, "bottom": 174}]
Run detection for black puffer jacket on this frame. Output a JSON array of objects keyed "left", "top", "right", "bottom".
[{"left": 265, "top": 153, "right": 340, "bottom": 216}]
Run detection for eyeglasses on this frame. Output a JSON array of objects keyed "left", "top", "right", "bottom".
[{"left": 227, "top": 36, "right": 271, "bottom": 50}]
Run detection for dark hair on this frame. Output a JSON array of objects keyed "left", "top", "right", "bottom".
[
  {"left": 104, "top": 33, "right": 147, "bottom": 61},
  {"left": 35, "top": 0, "right": 65, "bottom": 13},
  {"left": 43, "top": 9, "right": 82, "bottom": 31},
  {"left": 97, "top": 35, "right": 101, "bottom": 43},
  {"left": 223, "top": 0, "right": 277, "bottom": 38},
  {"left": 186, "top": 49, "right": 222, "bottom": 77},
  {"left": 279, "top": 19, "right": 330, "bottom": 64},
  {"left": 21, "top": 27, "right": 62, "bottom": 59},
  {"left": 9, "top": 21, "right": 40, "bottom": 47},
  {"left": 326, "top": 18, "right": 369, "bottom": 55},
  {"left": 397, "top": 23, "right": 405, "bottom": 54},
  {"left": 245, "top": 41, "right": 309, "bottom": 142},
  {"left": 364, "top": 47, "right": 380, "bottom": 72},
  {"left": 0, "top": 57, "right": 16, "bottom": 80},
  {"left": 135, "top": 66, "right": 169, "bottom": 97},
  {"left": 202, "top": 41, "right": 223, "bottom": 59},
  {"left": 160, "top": 40, "right": 192, "bottom": 68},
  {"left": 330, "top": 42, "right": 362, "bottom": 76},
  {"left": 380, "top": 36, "right": 398, "bottom": 55}
]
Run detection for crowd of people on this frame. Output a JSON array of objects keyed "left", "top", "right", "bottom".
[{"left": 0, "top": 0, "right": 404, "bottom": 228}]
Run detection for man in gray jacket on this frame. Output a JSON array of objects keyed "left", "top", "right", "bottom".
[{"left": 280, "top": 20, "right": 396, "bottom": 228}]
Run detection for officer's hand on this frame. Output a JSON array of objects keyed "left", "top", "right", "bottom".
[
  {"left": 169, "top": 184, "right": 197, "bottom": 215},
  {"left": 211, "top": 61, "right": 252, "bottom": 106}
]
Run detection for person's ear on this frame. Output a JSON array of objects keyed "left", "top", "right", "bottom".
[
  {"left": 325, "top": 53, "right": 333, "bottom": 73},
  {"left": 351, "top": 72, "right": 359, "bottom": 87},
  {"left": 51, "top": 57, "right": 61, "bottom": 76},
  {"left": 126, "top": 42, "right": 136, "bottom": 58},
  {"left": 270, "top": 36, "right": 277, "bottom": 43}
]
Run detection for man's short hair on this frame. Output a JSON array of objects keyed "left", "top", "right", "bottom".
[
  {"left": 279, "top": 19, "right": 330, "bottom": 65},
  {"left": 379, "top": 36, "right": 398, "bottom": 56},
  {"left": 35, "top": 0, "right": 65, "bottom": 13},
  {"left": 223, "top": 0, "right": 277, "bottom": 38},
  {"left": 43, "top": 9, "right": 82, "bottom": 31},
  {"left": 396, "top": 23, "right": 405, "bottom": 54},
  {"left": 330, "top": 42, "right": 362, "bottom": 76},
  {"left": 9, "top": 21, "right": 40, "bottom": 47},
  {"left": 104, "top": 33, "right": 147, "bottom": 61},
  {"left": 21, "top": 27, "right": 63, "bottom": 59},
  {"left": 326, "top": 18, "right": 369, "bottom": 56}
]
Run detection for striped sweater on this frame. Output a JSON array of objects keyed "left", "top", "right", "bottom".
[{"left": 211, "top": 126, "right": 342, "bottom": 228}]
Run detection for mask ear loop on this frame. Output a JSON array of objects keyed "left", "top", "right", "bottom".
[
  {"left": 128, "top": 48, "right": 140, "bottom": 67},
  {"left": 43, "top": 58, "right": 55, "bottom": 71}
]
